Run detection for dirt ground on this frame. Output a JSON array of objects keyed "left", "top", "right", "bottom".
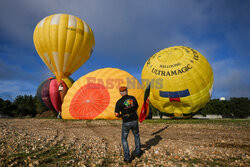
[{"left": 0, "top": 118, "right": 249, "bottom": 167}]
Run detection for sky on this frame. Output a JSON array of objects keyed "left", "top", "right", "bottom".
[{"left": 0, "top": 0, "right": 249, "bottom": 101}]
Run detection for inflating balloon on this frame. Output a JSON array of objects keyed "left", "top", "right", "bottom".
[
  {"left": 62, "top": 68, "right": 145, "bottom": 120},
  {"left": 33, "top": 13, "right": 95, "bottom": 81},
  {"left": 37, "top": 77, "right": 74, "bottom": 112},
  {"left": 141, "top": 46, "right": 213, "bottom": 118}
]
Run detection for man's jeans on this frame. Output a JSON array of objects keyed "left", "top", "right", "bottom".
[{"left": 122, "top": 120, "right": 141, "bottom": 160}]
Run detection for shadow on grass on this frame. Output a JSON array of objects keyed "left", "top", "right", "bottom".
[
  {"left": 141, "top": 135, "right": 162, "bottom": 151},
  {"left": 132, "top": 125, "right": 168, "bottom": 161},
  {"left": 131, "top": 133, "right": 163, "bottom": 161},
  {"left": 151, "top": 125, "right": 169, "bottom": 136}
]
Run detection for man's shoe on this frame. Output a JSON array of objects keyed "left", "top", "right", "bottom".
[
  {"left": 135, "top": 151, "right": 143, "bottom": 158},
  {"left": 124, "top": 158, "right": 131, "bottom": 163}
]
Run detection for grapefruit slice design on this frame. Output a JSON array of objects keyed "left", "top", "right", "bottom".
[{"left": 69, "top": 83, "right": 110, "bottom": 119}]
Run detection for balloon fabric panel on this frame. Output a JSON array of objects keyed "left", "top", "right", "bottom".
[
  {"left": 33, "top": 14, "right": 95, "bottom": 81},
  {"left": 41, "top": 79, "right": 55, "bottom": 112},
  {"left": 49, "top": 79, "right": 62, "bottom": 112},
  {"left": 69, "top": 83, "right": 110, "bottom": 119},
  {"left": 36, "top": 79, "right": 48, "bottom": 108}
]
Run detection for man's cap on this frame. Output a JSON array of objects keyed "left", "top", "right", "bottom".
[{"left": 119, "top": 86, "right": 127, "bottom": 92}]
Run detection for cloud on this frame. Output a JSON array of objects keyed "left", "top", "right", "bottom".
[
  {"left": 212, "top": 58, "right": 250, "bottom": 98},
  {"left": 0, "top": 80, "right": 37, "bottom": 101},
  {"left": 1, "top": 0, "right": 248, "bottom": 62},
  {"left": 0, "top": 57, "right": 53, "bottom": 100},
  {"left": 0, "top": 0, "right": 250, "bottom": 100},
  {"left": 0, "top": 49, "right": 52, "bottom": 81}
]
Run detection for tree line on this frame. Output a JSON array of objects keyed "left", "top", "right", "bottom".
[
  {"left": 199, "top": 98, "right": 250, "bottom": 118},
  {"left": 149, "top": 98, "right": 250, "bottom": 118},
  {"left": 0, "top": 95, "right": 249, "bottom": 118},
  {"left": 0, "top": 95, "right": 47, "bottom": 118}
]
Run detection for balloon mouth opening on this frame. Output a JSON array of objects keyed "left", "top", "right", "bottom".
[{"left": 160, "top": 102, "right": 193, "bottom": 118}]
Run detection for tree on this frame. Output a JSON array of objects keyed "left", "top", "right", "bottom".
[
  {"left": 0, "top": 98, "right": 17, "bottom": 117},
  {"left": 200, "top": 97, "right": 250, "bottom": 118},
  {"left": 229, "top": 97, "right": 250, "bottom": 118},
  {"left": 13, "top": 95, "right": 37, "bottom": 117}
]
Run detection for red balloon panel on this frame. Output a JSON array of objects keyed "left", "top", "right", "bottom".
[{"left": 69, "top": 83, "right": 110, "bottom": 119}]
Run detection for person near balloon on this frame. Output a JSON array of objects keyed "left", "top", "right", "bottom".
[
  {"left": 114, "top": 86, "right": 143, "bottom": 163},
  {"left": 160, "top": 112, "right": 163, "bottom": 119}
]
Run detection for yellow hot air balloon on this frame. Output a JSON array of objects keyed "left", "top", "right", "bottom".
[
  {"left": 62, "top": 68, "right": 144, "bottom": 120},
  {"left": 33, "top": 13, "right": 95, "bottom": 81},
  {"left": 141, "top": 46, "right": 213, "bottom": 118}
]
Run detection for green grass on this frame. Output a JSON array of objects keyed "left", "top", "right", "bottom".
[
  {"left": 34, "top": 117, "right": 250, "bottom": 125},
  {"left": 35, "top": 117, "right": 58, "bottom": 119},
  {"left": 143, "top": 118, "right": 250, "bottom": 124}
]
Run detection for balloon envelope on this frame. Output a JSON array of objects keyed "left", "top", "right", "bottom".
[
  {"left": 37, "top": 77, "right": 74, "bottom": 112},
  {"left": 141, "top": 46, "right": 213, "bottom": 118},
  {"left": 33, "top": 13, "right": 95, "bottom": 81},
  {"left": 62, "top": 68, "right": 144, "bottom": 120}
]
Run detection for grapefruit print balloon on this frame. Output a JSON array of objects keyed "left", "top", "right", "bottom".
[
  {"left": 141, "top": 46, "right": 213, "bottom": 118},
  {"left": 62, "top": 68, "right": 144, "bottom": 120},
  {"left": 37, "top": 77, "right": 74, "bottom": 112},
  {"left": 33, "top": 14, "right": 95, "bottom": 81}
]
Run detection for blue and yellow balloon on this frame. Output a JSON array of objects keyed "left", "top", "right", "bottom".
[{"left": 141, "top": 46, "right": 213, "bottom": 118}]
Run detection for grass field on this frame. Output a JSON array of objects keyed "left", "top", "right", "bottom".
[
  {"left": 0, "top": 118, "right": 249, "bottom": 166},
  {"left": 144, "top": 118, "right": 250, "bottom": 124}
]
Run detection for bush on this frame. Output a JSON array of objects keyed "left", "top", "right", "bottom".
[{"left": 200, "top": 97, "right": 250, "bottom": 118}]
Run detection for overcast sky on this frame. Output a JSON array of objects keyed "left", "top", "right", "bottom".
[{"left": 0, "top": 0, "right": 249, "bottom": 100}]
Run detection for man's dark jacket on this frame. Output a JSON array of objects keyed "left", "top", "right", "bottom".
[{"left": 115, "top": 95, "right": 138, "bottom": 122}]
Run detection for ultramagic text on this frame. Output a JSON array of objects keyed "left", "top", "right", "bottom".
[{"left": 151, "top": 64, "right": 192, "bottom": 77}]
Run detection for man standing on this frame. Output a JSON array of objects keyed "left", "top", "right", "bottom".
[{"left": 115, "top": 86, "right": 142, "bottom": 163}]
